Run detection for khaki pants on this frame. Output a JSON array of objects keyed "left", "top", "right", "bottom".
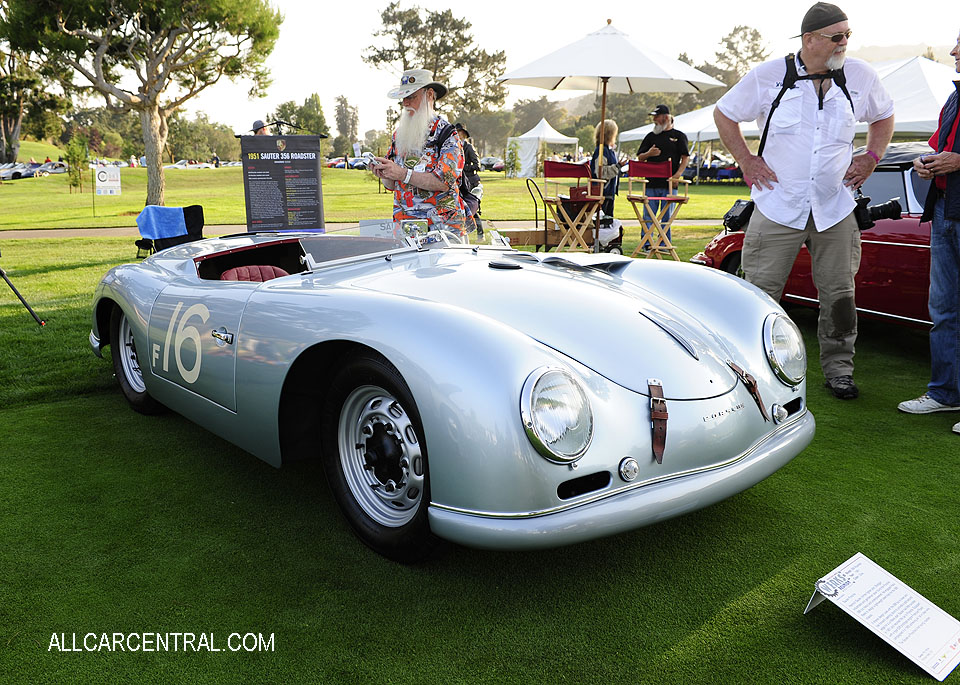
[{"left": 742, "top": 209, "right": 861, "bottom": 379}]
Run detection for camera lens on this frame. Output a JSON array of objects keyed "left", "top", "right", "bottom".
[{"left": 867, "top": 198, "right": 902, "bottom": 222}]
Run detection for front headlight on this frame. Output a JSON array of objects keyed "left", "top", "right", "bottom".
[
  {"left": 520, "top": 368, "right": 594, "bottom": 463},
  {"left": 763, "top": 313, "right": 805, "bottom": 385}
]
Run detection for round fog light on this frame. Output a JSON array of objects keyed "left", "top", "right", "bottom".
[
  {"left": 772, "top": 404, "right": 789, "bottom": 423},
  {"left": 619, "top": 457, "right": 640, "bottom": 482}
]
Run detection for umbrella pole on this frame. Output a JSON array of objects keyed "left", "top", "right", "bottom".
[{"left": 595, "top": 77, "right": 609, "bottom": 254}]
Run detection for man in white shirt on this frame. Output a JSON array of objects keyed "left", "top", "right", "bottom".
[{"left": 714, "top": 2, "right": 894, "bottom": 400}]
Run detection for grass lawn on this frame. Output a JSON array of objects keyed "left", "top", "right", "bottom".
[
  {"left": 0, "top": 236, "right": 953, "bottom": 683},
  {"left": 0, "top": 166, "right": 748, "bottom": 230}
]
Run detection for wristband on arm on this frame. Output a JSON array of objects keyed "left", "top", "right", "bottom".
[
  {"left": 403, "top": 168, "right": 413, "bottom": 184},
  {"left": 865, "top": 149, "right": 880, "bottom": 164}
]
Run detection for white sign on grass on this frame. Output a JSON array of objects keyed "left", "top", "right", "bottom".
[
  {"left": 95, "top": 166, "right": 121, "bottom": 196},
  {"left": 805, "top": 552, "right": 960, "bottom": 681}
]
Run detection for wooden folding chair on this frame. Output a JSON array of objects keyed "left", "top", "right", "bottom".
[
  {"left": 541, "top": 160, "right": 604, "bottom": 252},
  {"left": 625, "top": 161, "right": 689, "bottom": 261}
]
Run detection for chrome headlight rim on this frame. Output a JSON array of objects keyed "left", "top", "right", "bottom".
[
  {"left": 763, "top": 313, "right": 805, "bottom": 386},
  {"left": 520, "top": 366, "right": 594, "bottom": 464}
]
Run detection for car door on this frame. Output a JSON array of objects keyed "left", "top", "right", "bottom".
[{"left": 147, "top": 282, "right": 254, "bottom": 412}]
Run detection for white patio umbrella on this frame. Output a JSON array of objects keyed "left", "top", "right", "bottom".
[{"left": 500, "top": 20, "right": 723, "bottom": 248}]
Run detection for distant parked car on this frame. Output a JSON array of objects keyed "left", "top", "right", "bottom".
[
  {"left": 480, "top": 156, "right": 503, "bottom": 171},
  {"left": 37, "top": 161, "right": 68, "bottom": 175},
  {"left": 163, "top": 159, "right": 212, "bottom": 170},
  {"left": 0, "top": 163, "right": 32, "bottom": 180},
  {"left": 492, "top": 160, "right": 505, "bottom": 172},
  {"left": 690, "top": 142, "right": 932, "bottom": 328}
]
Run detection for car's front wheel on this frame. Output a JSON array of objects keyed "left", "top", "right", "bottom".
[
  {"left": 321, "top": 353, "right": 436, "bottom": 562},
  {"left": 109, "top": 306, "right": 165, "bottom": 415},
  {"left": 721, "top": 251, "right": 743, "bottom": 278}
]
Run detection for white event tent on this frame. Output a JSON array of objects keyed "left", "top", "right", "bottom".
[
  {"left": 620, "top": 56, "right": 960, "bottom": 146},
  {"left": 506, "top": 118, "right": 578, "bottom": 178}
]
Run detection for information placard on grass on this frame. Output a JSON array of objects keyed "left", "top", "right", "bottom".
[
  {"left": 95, "top": 167, "right": 121, "bottom": 196},
  {"left": 240, "top": 135, "right": 324, "bottom": 231},
  {"left": 805, "top": 552, "right": 960, "bottom": 681}
]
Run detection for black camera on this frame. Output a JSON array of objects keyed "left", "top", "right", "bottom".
[
  {"left": 723, "top": 199, "right": 755, "bottom": 232},
  {"left": 853, "top": 192, "right": 902, "bottom": 231}
]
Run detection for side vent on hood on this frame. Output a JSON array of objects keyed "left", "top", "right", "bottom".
[{"left": 637, "top": 310, "right": 699, "bottom": 361}]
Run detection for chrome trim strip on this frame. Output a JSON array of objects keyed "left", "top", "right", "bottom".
[
  {"left": 782, "top": 294, "right": 932, "bottom": 326},
  {"left": 860, "top": 240, "right": 929, "bottom": 249},
  {"left": 431, "top": 408, "right": 808, "bottom": 520}
]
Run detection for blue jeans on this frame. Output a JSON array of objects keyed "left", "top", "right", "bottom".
[
  {"left": 928, "top": 197, "right": 960, "bottom": 405},
  {"left": 644, "top": 187, "right": 677, "bottom": 243}
]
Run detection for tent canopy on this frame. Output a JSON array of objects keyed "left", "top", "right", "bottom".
[
  {"left": 516, "top": 118, "right": 578, "bottom": 144},
  {"left": 508, "top": 118, "right": 578, "bottom": 177},
  {"left": 620, "top": 57, "right": 960, "bottom": 145}
]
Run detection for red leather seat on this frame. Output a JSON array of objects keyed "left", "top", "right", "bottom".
[{"left": 220, "top": 265, "right": 290, "bottom": 282}]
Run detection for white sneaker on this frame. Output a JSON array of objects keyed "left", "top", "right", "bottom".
[
  {"left": 898, "top": 393, "right": 960, "bottom": 414},
  {"left": 954, "top": 421, "right": 960, "bottom": 435}
]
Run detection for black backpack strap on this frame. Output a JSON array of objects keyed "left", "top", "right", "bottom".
[
  {"left": 758, "top": 54, "right": 799, "bottom": 157},
  {"left": 832, "top": 67, "right": 855, "bottom": 113},
  {"left": 428, "top": 122, "right": 456, "bottom": 152}
]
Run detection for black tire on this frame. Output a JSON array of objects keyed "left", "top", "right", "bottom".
[
  {"left": 321, "top": 353, "right": 437, "bottom": 562},
  {"left": 721, "top": 251, "right": 743, "bottom": 278},
  {"left": 606, "top": 245, "right": 623, "bottom": 255},
  {"left": 109, "top": 306, "right": 165, "bottom": 415}
]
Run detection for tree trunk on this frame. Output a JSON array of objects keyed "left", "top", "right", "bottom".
[
  {"left": 0, "top": 115, "right": 22, "bottom": 165},
  {"left": 139, "top": 105, "right": 168, "bottom": 206}
]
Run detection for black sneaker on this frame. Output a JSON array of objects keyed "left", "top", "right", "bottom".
[{"left": 825, "top": 375, "right": 859, "bottom": 399}]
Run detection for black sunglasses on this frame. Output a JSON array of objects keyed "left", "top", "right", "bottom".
[{"left": 815, "top": 29, "right": 853, "bottom": 43}]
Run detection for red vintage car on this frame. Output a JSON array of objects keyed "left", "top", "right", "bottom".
[{"left": 691, "top": 142, "right": 934, "bottom": 327}]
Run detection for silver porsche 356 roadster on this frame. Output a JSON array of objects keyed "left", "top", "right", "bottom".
[{"left": 90, "top": 226, "right": 814, "bottom": 561}]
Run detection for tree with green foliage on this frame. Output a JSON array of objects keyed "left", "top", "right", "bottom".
[
  {"left": 0, "top": 2, "right": 69, "bottom": 164},
  {"left": 2, "top": 0, "right": 281, "bottom": 206},
  {"left": 272, "top": 93, "right": 329, "bottom": 136},
  {"left": 511, "top": 97, "right": 569, "bottom": 137},
  {"left": 64, "top": 133, "right": 87, "bottom": 192},
  {"left": 333, "top": 95, "right": 357, "bottom": 156},
  {"left": 454, "top": 109, "right": 513, "bottom": 157},
  {"left": 364, "top": 2, "right": 506, "bottom": 117}
]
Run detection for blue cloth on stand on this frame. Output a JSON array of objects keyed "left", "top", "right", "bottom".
[{"left": 136, "top": 206, "right": 187, "bottom": 239}]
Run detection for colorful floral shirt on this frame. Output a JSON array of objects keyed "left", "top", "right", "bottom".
[{"left": 388, "top": 116, "right": 467, "bottom": 232}]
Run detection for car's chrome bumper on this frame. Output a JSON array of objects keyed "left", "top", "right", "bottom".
[{"left": 428, "top": 410, "right": 815, "bottom": 551}]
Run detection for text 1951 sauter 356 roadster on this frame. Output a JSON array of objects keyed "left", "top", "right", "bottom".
[{"left": 90, "top": 226, "right": 815, "bottom": 561}]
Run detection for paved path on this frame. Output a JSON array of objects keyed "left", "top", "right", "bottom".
[{"left": 0, "top": 219, "right": 720, "bottom": 240}]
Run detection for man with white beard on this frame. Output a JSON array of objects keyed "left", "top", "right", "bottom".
[
  {"left": 372, "top": 69, "right": 467, "bottom": 233},
  {"left": 714, "top": 2, "right": 894, "bottom": 400},
  {"left": 636, "top": 105, "right": 689, "bottom": 245}
]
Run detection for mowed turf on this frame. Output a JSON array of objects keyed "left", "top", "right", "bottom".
[
  {"left": 0, "top": 236, "right": 955, "bottom": 684},
  {"left": 0, "top": 165, "right": 748, "bottom": 229}
]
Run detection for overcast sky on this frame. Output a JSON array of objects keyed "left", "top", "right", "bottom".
[{"left": 182, "top": 0, "right": 958, "bottom": 136}]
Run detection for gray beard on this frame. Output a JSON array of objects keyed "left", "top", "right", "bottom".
[
  {"left": 395, "top": 103, "right": 435, "bottom": 157},
  {"left": 653, "top": 124, "right": 665, "bottom": 135},
  {"left": 826, "top": 51, "right": 846, "bottom": 70}
]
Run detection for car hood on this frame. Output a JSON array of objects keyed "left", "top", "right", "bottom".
[{"left": 347, "top": 253, "right": 739, "bottom": 399}]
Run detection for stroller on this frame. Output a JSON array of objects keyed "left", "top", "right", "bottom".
[{"left": 596, "top": 212, "right": 624, "bottom": 254}]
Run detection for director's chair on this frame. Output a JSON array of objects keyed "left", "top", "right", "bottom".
[
  {"left": 625, "top": 161, "right": 688, "bottom": 261},
  {"left": 541, "top": 161, "right": 604, "bottom": 252}
]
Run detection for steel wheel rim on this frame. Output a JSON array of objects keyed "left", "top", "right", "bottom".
[
  {"left": 118, "top": 313, "right": 146, "bottom": 393},
  {"left": 338, "top": 385, "right": 424, "bottom": 527}
]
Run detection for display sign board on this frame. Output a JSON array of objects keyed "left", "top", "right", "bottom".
[
  {"left": 240, "top": 135, "right": 324, "bottom": 231},
  {"left": 95, "top": 166, "right": 121, "bottom": 196},
  {"left": 805, "top": 552, "right": 960, "bottom": 681}
]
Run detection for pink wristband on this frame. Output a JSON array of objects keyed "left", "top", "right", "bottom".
[{"left": 865, "top": 149, "right": 880, "bottom": 164}]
